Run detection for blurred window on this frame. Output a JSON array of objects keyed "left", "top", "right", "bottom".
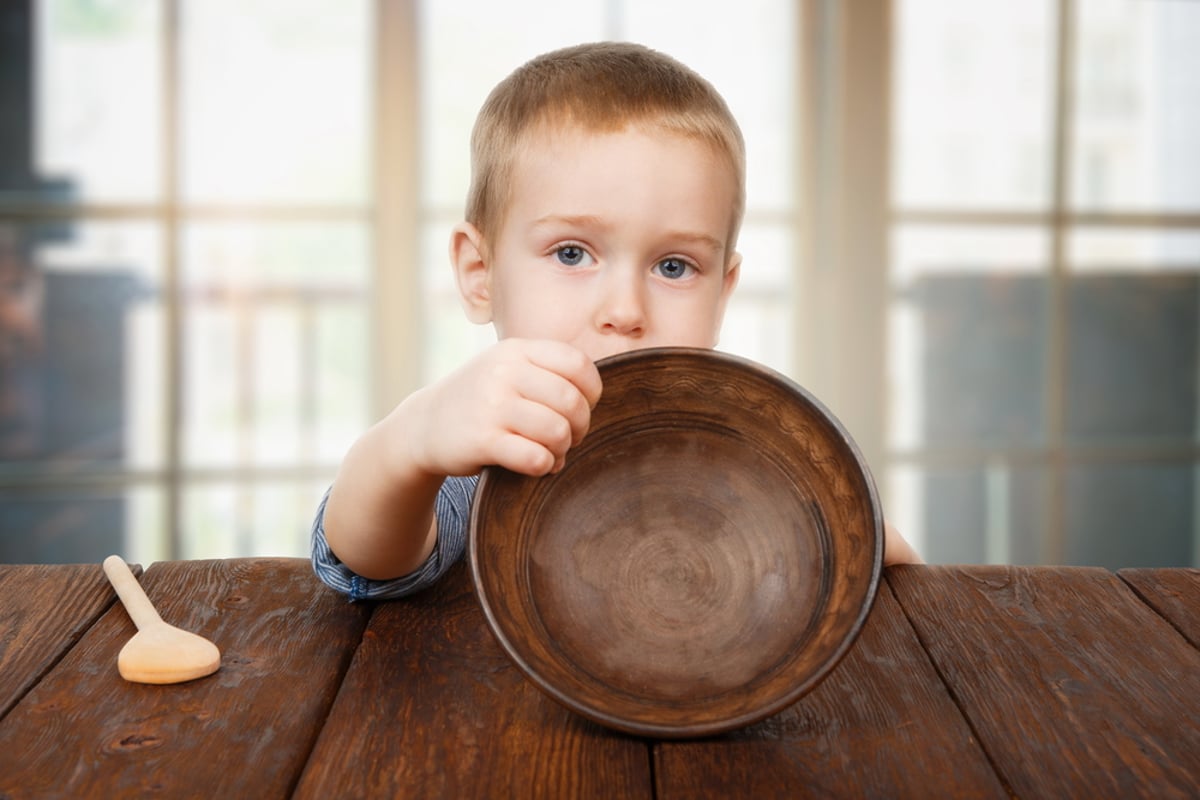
[
  {"left": 0, "top": 0, "right": 371, "bottom": 562},
  {"left": 4, "top": 0, "right": 1195, "bottom": 569},
  {"left": 0, "top": 0, "right": 799, "bottom": 563},
  {"left": 889, "top": 0, "right": 1200, "bottom": 567}
]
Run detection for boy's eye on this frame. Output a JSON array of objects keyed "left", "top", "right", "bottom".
[
  {"left": 655, "top": 257, "right": 693, "bottom": 280},
  {"left": 555, "top": 245, "right": 590, "bottom": 267}
]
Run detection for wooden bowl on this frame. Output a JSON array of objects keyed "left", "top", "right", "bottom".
[{"left": 469, "top": 348, "right": 883, "bottom": 738}]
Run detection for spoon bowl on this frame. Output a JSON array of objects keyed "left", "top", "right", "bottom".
[{"left": 102, "top": 555, "right": 221, "bottom": 684}]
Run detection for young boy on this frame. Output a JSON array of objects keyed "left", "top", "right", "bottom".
[{"left": 312, "top": 42, "right": 919, "bottom": 600}]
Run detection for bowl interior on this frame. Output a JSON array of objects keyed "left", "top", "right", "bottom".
[{"left": 470, "top": 348, "right": 882, "bottom": 738}]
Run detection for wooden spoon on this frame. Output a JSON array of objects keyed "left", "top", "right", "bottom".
[{"left": 102, "top": 555, "right": 221, "bottom": 684}]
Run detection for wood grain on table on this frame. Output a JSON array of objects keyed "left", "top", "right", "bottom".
[
  {"left": 0, "top": 559, "right": 1196, "bottom": 799},
  {"left": 295, "top": 560, "right": 651, "bottom": 800},
  {"left": 888, "top": 565, "right": 1200, "bottom": 799},
  {"left": 0, "top": 559, "right": 371, "bottom": 798}
]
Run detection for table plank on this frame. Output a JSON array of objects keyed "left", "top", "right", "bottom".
[
  {"left": 654, "top": 574, "right": 1008, "bottom": 799},
  {"left": 0, "top": 563, "right": 127, "bottom": 720},
  {"left": 294, "top": 560, "right": 653, "bottom": 799},
  {"left": 1119, "top": 568, "right": 1200, "bottom": 650},
  {"left": 0, "top": 558, "right": 371, "bottom": 798},
  {"left": 888, "top": 565, "right": 1200, "bottom": 799}
]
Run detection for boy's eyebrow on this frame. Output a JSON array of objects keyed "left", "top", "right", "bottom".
[
  {"left": 532, "top": 214, "right": 726, "bottom": 253},
  {"left": 532, "top": 213, "right": 610, "bottom": 231}
]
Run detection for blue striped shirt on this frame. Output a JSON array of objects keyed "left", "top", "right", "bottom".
[{"left": 310, "top": 475, "right": 479, "bottom": 600}]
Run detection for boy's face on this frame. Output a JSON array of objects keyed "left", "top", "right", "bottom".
[{"left": 455, "top": 124, "right": 741, "bottom": 363}]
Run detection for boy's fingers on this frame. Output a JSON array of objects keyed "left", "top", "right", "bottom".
[
  {"left": 503, "top": 367, "right": 593, "bottom": 446},
  {"left": 519, "top": 339, "right": 603, "bottom": 409},
  {"left": 512, "top": 396, "right": 574, "bottom": 450},
  {"left": 489, "top": 432, "right": 557, "bottom": 477}
]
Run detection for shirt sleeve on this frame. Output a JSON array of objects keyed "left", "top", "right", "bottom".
[{"left": 310, "top": 475, "right": 478, "bottom": 601}]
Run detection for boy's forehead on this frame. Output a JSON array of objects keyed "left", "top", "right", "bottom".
[{"left": 510, "top": 124, "right": 734, "bottom": 204}]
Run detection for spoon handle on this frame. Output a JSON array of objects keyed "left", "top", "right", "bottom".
[{"left": 103, "top": 555, "right": 164, "bottom": 631}]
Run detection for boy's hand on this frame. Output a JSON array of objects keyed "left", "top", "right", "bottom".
[{"left": 405, "top": 338, "right": 603, "bottom": 478}]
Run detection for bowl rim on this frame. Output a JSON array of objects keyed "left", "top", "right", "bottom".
[{"left": 469, "top": 347, "right": 884, "bottom": 738}]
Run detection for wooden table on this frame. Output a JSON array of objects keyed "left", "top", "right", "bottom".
[{"left": 0, "top": 558, "right": 1196, "bottom": 798}]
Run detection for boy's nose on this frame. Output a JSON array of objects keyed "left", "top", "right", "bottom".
[{"left": 595, "top": 268, "right": 646, "bottom": 338}]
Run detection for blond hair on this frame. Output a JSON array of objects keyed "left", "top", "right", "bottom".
[{"left": 465, "top": 42, "right": 746, "bottom": 253}]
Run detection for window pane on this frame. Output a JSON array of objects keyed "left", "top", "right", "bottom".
[
  {"left": 0, "top": 220, "right": 163, "bottom": 470},
  {"left": 183, "top": 221, "right": 369, "bottom": 288},
  {"left": 314, "top": 305, "right": 369, "bottom": 463},
  {"left": 734, "top": 222, "right": 792, "bottom": 290},
  {"left": 1065, "top": 273, "right": 1197, "bottom": 444},
  {"left": 419, "top": 216, "right": 456, "bottom": 300},
  {"left": 720, "top": 222, "right": 794, "bottom": 374},
  {"left": 893, "top": 0, "right": 1054, "bottom": 209},
  {"left": 888, "top": 463, "right": 1048, "bottom": 565},
  {"left": 0, "top": 0, "right": 161, "bottom": 204},
  {"left": 0, "top": 484, "right": 163, "bottom": 564},
  {"left": 182, "top": 480, "right": 318, "bottom": 559},
  {"left": 1066, "top": 228, "right": 1199, "bottom": 445},
  {"left": 181, "top": 222, "right": 368, "bottom": 467},
  {"left": 1066, "top": 463, "right": 1196, "bottom": 568},
  {"left": 252, "top": 306, "right": 305, "bottom": 466},
  {"left": 718, "top": 300, "right": 790, "bottom": 377},
  {"left": 181, "top": 0, "right": 371, "bottom": 204},
  {"left": 890, "top": 226, "right": 1049, "bottom": 449},
  {"left": 184, "top": 303, "right": 237, "bottom": 466},
  {"left": 1070, "top": 228, "right": 1200, "bottom": 274},
  {"left": 1073, "top": 0, "right": 1200, "bottom": 211}
]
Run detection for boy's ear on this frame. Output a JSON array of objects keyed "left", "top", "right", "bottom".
[{"left": 449, "top": 222, "right": 493, "bottom": 325}]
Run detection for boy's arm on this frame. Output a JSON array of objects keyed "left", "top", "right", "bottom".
[
  {"left": 322, "top": 338, "right": 603, "bottom": 582},
  {"left": 323, "top": 396, "right": 444, "bottom": 580}
]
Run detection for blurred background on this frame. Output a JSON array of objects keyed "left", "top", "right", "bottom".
[{"left": 1, "top": 0, "right": 1197, "bottom": 568}]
